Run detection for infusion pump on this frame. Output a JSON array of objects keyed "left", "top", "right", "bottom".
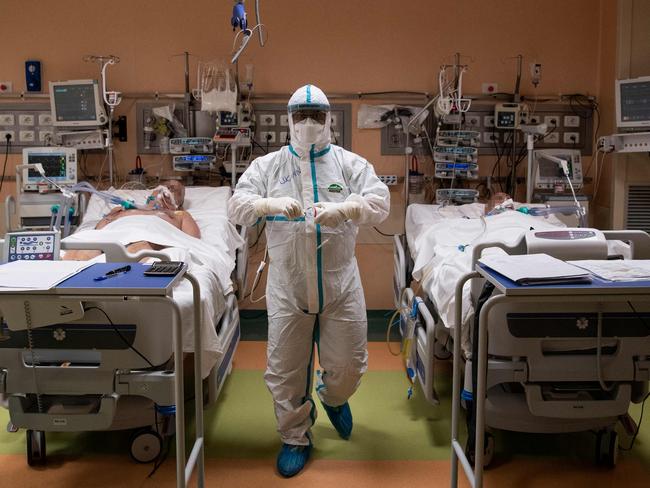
[{"left": 533, "top": 149, "right": 583, "bottom": 191}]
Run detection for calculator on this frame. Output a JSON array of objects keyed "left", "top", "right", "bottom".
[{"left": 143, "top": 261, "right": 185, "bottom": 276}]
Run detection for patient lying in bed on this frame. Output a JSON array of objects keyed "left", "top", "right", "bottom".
[{"left": 65, "top": 180, "right": 200, "bottom": 260}]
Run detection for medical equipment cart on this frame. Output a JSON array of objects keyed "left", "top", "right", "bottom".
[
  {"left": 0, "top": 262, "right": 206, "bottom": 488},
  {"left": 450, "top": 265, "right": 650, "bottom": 488}
]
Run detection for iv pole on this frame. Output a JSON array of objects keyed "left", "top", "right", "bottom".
[{"left": 84, "top": 54, "right": 122, "bottom": 186}]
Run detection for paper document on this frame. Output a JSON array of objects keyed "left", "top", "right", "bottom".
[
  {"left": 479, "top": 253, "right": 591, "bottom": 285},
  {"left": 569, "top": 260, "right": 650, "bottom": 282},
  {"left": 0, "top": 261, "right": 92, "bottom": 290}
]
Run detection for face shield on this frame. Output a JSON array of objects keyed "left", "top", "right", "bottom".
[{"left": 287, "top": 102, "right": 331, "bottom": 155}]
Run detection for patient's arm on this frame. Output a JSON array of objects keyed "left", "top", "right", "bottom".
[
  {"left": 63, "top": 249, "right": 102, "bottom": 261},
  {"left": 179, "top": 211, "right": 201, "bottom": 239},
  {"left": 95, "top": 207, "right": 124, "bottom": 230}
]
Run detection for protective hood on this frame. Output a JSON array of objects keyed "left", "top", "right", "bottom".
[{"left": 287, "top": 84, "right": 331, "bottom": 158}]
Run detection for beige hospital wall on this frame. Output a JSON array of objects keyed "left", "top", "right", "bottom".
[
  {"left": 0, "top": 0, "right": 615, "bottom": 308},
  {"left": 592, "top": 0, "right": 618, "bottom": 228}
]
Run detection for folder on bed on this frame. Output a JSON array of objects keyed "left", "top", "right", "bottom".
[{"left": 479, "top": 253, "right": 592, "bottom": 286}]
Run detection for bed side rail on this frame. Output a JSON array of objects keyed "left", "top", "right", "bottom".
[
  {"left": 603, "top": 230, "right": 650, "bottom": 259},
  {"left": 393, "top": 234, "right": 407, "bottom": 310},
  {"left": 470, "top": 235, "right": 527, "bottom": 269},
  {"left": 469, "top": 237, "right": 526, "bottom": 299},
  {"left": 235, "top": 226, "right": 249, "bottom": 300},
  {"left": 4, "top": 195, "right": 15, "bottom": 233},
  {"left": 60, "top": 241, "right": 171, "bottom": 262}
]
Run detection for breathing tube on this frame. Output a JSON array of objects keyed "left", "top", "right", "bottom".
[
  {"left": 516, "top": 205, "right": 586, "bottom": 226},
  {"left": 68, "top": 181, "right": 142, "bottom": 210}
]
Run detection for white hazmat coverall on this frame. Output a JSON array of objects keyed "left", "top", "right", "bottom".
[{"left": 228, "top": 85, "right": 390, "bottom": 446}]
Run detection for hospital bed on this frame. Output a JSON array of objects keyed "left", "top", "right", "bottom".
[
  {"left": 0, "top": 185, "right": 247, "bottom": 467},
  {"left": 393, "top": 202, "right": 650, "bottom": 467}
]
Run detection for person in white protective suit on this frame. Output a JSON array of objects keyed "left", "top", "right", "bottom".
[{"left": 228, "top": 84, "right": 390, "bottom": 477}]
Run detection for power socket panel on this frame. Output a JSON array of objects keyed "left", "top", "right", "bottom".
[
  {"left": 378, "top": 175, "right": 398, "bottom": 186},
  {"left": 259, "top": 131, "right": 276, "bottom": 144},
  {"left": 0, "top": 103, "right": 54, "bottom": 153},
  {"left": 563, "top": 132, "right": 580, "bottom": 144},
  {"left": 0, "top": 130, "right": 16, "bottom": 142}
]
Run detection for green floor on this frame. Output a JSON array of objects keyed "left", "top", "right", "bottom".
[{"left": 1, "top": 366, "right": 648, "bottom": 467}]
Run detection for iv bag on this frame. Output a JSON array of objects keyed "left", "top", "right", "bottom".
[{"left": 199, "top": 61, "right": 238, "bottom": 113}]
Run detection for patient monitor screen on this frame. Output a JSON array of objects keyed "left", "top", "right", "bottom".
[
  {"left": 620, "top": 79, "right": 650, "bottom": 125},
  {"left": 52, "top": 83, "right": 98, "bottom": 122},
  {"left": 27, "top": 154, "right": 67, "bottom": 180},
  {"left": 539, "top": 156, "right": 573, "bottom": 179}
]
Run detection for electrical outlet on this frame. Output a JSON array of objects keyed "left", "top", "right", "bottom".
[
  {"left": 529, "top": 115, "right": 541, "bottom": 125},
  {"left": 19, "top": 130, "right": 35, "bottom": 142},
  {"left": 19, "top": 114, "right": 35, "bottom": 126},
  {"left": 544, "top": 116, "right": 560, "bottom": 128},
  {"left": 483, "top": 115, "right": 495, "bottom": 128},
  {"left": 259, "top": 131, "right": 276, "bottom": 144},
  {"left": 519, "top": 112, "right": 528, "bottom": 124},
  {"left": 260, "top": 114, "right": 276, "bottom": 126},
  {"left": 563, "top": 132, "right": 580, "bottom": 144},
  {"left": 280, "top": 115, "right": 289, "bottom": 126},
  {"left": 465, "top": 115, "right": 480, "bottom": 128},
  {"left": 530, "top": 63, "right": 542, "bottom": 87},
  {"left": 0, "top": 114, "right": 15, "bottom": 126},
  {"left": 563, "top": 115, "right": 580, "bottom": 128},
  {"left": 0, "top": 130, "right": 15, "bottom": 141},
  {"left": 279, "top": 131, "right": 289, "bottom": 144},
  {"left": 0, "top": 82, "right": 12, "bottom": 94},
  {"left": 38, "top": 113, "right": 53, "bottom": 125},
  {"left": 597, "top": 135, "right": 615, "bottom": 153},
  {"left": 38, "top": 130, "right": 53, "bottom": 143},
  {"left": 378, "top": 175, "right": 398, "bottom": 185},
  {"left": 544, "top": 132, "right": 560, "bottom": 144},
  {"left": 330, "top": 114, "right": 339, "bottom": 127},
  {"left": 483, "top": 132, "right": 499, "bottom": 144}
]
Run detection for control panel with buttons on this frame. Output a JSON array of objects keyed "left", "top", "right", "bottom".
[{"left": 2, "top": 231, "right": 61, "bottom": 263}]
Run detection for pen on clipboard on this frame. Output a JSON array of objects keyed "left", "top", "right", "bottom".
[{"left": 94, "top": 265, "right": 131, "bottom": 281}]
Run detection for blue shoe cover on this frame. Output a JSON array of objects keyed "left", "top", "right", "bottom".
[
  {"left": 322, "top": 401, "right": 353, "bottom": 439},
  {"left": 276, "top": 443, "right": 311, "bottom": 477}
]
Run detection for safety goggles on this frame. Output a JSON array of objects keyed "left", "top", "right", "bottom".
[{"left": 290, "top": 109, "right": 329, "bottom": 125}]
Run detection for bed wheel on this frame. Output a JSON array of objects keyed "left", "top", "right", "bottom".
[
  {"left": 465, "top": 431, "right": 495, "bottom": 468},
  {"left": 26, "top": 429, "right": 46, "bottom": 466},
  {"left": 595, "top": 430, "right": 618, "bottom": 468},
  {"left": 130, "top": 429, "right": 162, "bottom": 464}
]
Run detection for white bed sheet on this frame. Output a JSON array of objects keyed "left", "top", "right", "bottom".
[
  {"left": 63, "top": 186, "right": 244, "bottom": 378},
  {"left": 406, "top": 203, "right": 566, "bottom": 332}
]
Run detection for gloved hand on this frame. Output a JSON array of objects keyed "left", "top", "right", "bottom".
[
  {"left": 313, "top": 201, "right": 362, "bottom": 228},
  {"left": 253, "top": 197, "right": 303, "bottom": 219}
]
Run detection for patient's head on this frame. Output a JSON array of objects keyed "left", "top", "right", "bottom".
[
  {"left": 147, "top": 180, "right": 186, "bottom": 211},
  {"left": 485, "top": 192, "right": 511, "bottom": 214}
]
